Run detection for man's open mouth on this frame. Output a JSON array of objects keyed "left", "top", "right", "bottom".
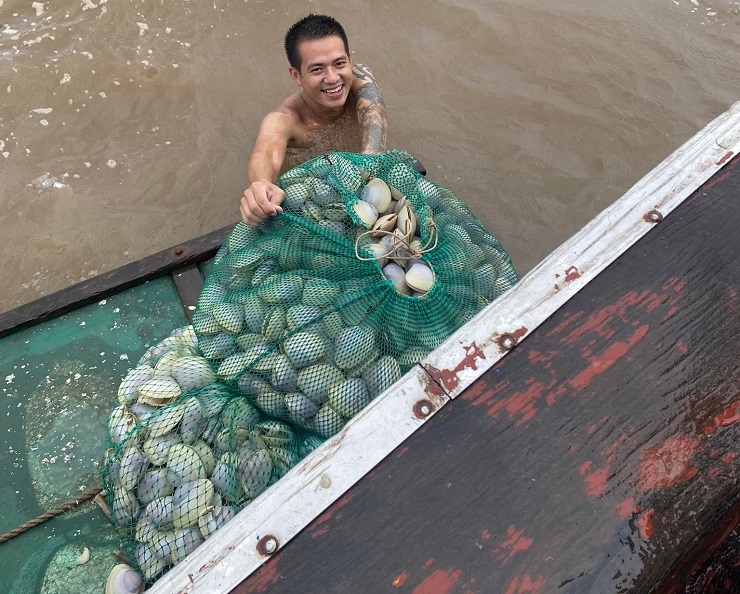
[{"left": 322, "top": 85, "right": 344, "bottom": 95}]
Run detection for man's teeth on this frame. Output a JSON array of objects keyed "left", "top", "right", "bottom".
[{"left": 323, "top": 85, "right": 342, "bottom": 93}]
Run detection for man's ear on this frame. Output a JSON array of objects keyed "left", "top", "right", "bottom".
[{"left": 289, "top": 66, "right": 302, "bottom": 87}]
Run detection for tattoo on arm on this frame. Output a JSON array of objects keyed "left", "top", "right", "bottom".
[{"left": 353, "top": 64, "right": 388, "bottom": 153}]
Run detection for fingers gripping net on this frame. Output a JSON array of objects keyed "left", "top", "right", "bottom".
[{"left": 196, "top": 151, "right": 518, "bottom": 436}]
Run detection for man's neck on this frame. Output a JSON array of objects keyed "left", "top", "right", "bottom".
[{"left": 299, "top": 92, "right": 348, "bottom": 124}]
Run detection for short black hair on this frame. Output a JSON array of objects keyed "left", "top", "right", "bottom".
[{"left": 284, "top": 14, "right": 350, "bottom": 71}]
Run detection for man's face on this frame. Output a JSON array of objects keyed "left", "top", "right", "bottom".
[{"left": 290, "top": 36, "right": 353, "bottom": 111}]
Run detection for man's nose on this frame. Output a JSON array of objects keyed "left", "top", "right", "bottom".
[{"left": 324, "top": 67, "right": 340, "bottom": 82}]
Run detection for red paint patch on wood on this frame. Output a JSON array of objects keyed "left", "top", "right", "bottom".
[
  {"left": 545, "top": 385, "right": 567, "bottom": 406},
  {"left": 474, "top": 377, "right": 556, "bottom": 424},
  {"left": 569, "top": 325, "right": 650, "bottom": 389},
  {"left": 246, "top": 557, "right": 281, "bottom": 593},
  {"left": 616, "top": 497, "right": 637, "bottom": 519},
  {"left": 412, "top": 569, "right": 462, "bottom": 594},
  {"left": 636, "top": 508, "right": 655, "bottom": 539},
  {"left": 392, "top": 572, "right": 409, "bottom": 588},
  {"left": 675, "top": 341, "right": 688, "bottom": 354},
  {"left": 579, "top": 461, "right": 609, "bottom": 497},
  {"left": 425, "top": 342, "right": 487, "bottom": 392},
  {"left": 564, "top": 266, "right": 581, "bottom": 283},
  {"left": 705, "top": 401, "right": 740, "bottom": 434},
  {"left": 716, "top": 150, "right": 734, "bottom": 166},
  {"left": 480, "top": 528, "right": 492, "bottom": 542},
  {"left": 503, "top": 575, "right": 546, "bottom": 594},
  {"left": 546, "top": 311, "right": 583, "bottom": 337},
  {"left": 395, "top": 445, "right": 410, "bottom": 459},
  {"left": 310, "top": 492, "right": 354, "bottom": 538},
  {"left": 424, "top": 557, "right": 435, "bottom": 568},
  {"left": 638, "top": 435, "right": 699, "bottom": 491},
  {"left": 494, "top": 524, "right": 534, "bottom": 562}
]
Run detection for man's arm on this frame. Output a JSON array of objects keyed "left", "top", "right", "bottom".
[
  {"left": 240, "top": 111, "right": 292, "bottom": 227},
  {"left": 352, "top": 64, "right": 387, "bottom": 154}
]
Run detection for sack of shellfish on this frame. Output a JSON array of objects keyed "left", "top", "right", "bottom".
[
  {"left": 194, "top": 151, "right": 518, "bottom": 437},
  {"left": 103, "top": 326, "right": 326, "bottom": 583}
]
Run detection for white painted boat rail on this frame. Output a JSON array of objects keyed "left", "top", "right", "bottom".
[{"left": 150, "top": 99, "right": 740, "bottom": 594}]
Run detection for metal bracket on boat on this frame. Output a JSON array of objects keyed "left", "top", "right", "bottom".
[
  {"left": 497, "top": 333, "right": 518, "bottom": 351},
  {"left": 413, "top": 399, "right": 434, "bottom": 419},
  {"left": 644, "top": 210, "right": 663, "bottom": 223}
]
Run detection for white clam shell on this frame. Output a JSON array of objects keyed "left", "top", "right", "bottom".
[
  {"left": 371, "top": 213, "right": 398, "bottom": 236},
  {"left": 118, "top": 365, "right": 154, "bottom": 406},
  {"left": 353, "top": 200, "right": 379, "bottom": 226},
  {"left": 382, "top": 262, "right": 411, "bottom": 295},
  {"left": 405, "top": 261, "right": 435, "bottom": 292},
  {"left": 105, "top": 564, "right": 145, "bottom": 594},
  {"left": 360, "top": 178, "right": 392, "bottom": 213},
  {"left": 172, "top": 478, "right": 215, "bottom": 529},
  {"left": 169, "top": 355, "right": 217, "bottom": 391},
  {"left": 137, "top": 377, "right": 182, "bottom": 407}
]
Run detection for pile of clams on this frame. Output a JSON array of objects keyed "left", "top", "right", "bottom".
[{"left": 104, "top": 327, "right": 323, "bottom": 584}]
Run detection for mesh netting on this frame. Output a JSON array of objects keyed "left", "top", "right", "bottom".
[
  {"left": 195, "top": 151, "right": 518, "bottom": 436},
  {"left": 102, "top": 150, "right": 518, "bottom": 584},
  {"left": 103, "top": 327, "right": 324, "bottom": 583}
]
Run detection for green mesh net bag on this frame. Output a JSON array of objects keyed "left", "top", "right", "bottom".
[
  {"left": 102, "top": 327, "right": 324, "bottom": 583},
  {"left": 194, "top": 151, "right": 518, "bottom": 437}
]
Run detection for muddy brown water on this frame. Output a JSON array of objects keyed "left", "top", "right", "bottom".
[{"left": 1, "top": 0, "right": 739, "bottom": 313}]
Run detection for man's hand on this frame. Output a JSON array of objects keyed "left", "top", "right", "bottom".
[{"left": 240, "top": 180, "right": 285, "bottom": 228}]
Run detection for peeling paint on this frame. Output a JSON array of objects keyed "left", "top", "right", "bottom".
[
  {"left": 615, "top": 497, "right": 637, "bottom": 520},
  {"left": 715, "top": 151, "right": 734, "bottom": 166},
  {"left": 579, "top": 461, "right": 608, "bottom": 498},
  {"left": 564, "top": 266, "right": 581, "bottom": 283},
  {"left": 636, "top": 508, "right": 655, "bottom": 540},
  {"left": 425, "top": 341, "right": 486, "bottom": 392},
  {"left": 392, "top": 572, "right": 409, "bottom": 588},
  {"left": 412, "top": 568, "right": 462, "bottom": 594},
  {"left": 638, "top": 435, "right": 699, "bottom": 491},
  {"left": 494, "top": 524, "right": 534, "bottom": 562},
  {"left": 503, "top": 574, "right": 546, "bottom": 594}
]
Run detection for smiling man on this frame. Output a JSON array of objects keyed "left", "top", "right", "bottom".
[{"left": 240, "top": 14, "right": 388, "bottom": 227}]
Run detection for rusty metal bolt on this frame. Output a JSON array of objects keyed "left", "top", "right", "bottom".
[
  {"left": 257, "top": 535, "right": 279, "bottom": 555},
  {"left": 173, "top": 247, "right": 184, "bottom": 256},
  {"left": 498, "top": 334, "right": 517, "bottom": 351},
  {"left": 645, "top": 210, "right": 663, "bottom": 223},
  {"left": 413, "top": 399, "right": 433, "bottom": 419}
]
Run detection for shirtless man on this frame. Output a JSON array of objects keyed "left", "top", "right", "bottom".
[{"left": 239, "top": 14, "right": 388, "bottom": 227}]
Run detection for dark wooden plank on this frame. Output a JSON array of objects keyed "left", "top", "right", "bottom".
[
  {"left": 171, "top": 264, "right": 205, "bottom": 323},
  {"left": 233, "top": 155, "right": 740, "bottom": 594},
  {"left": 0, "top": 224, "right": 233, "bottom": 339}
]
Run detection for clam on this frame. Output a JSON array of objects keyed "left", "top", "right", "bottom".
[
  {"left": 321, "top": 205, "right": 350, "bottom": 223},
  {"left": 150, "top": 530, "right": 176, "bottom": 564},
  {"left": 135, "top": 541, "right": 167, "bottom": 580},
  {"left": 172, "top": 478, "right": 215, "bottom": 529},
  {"left": 111, "top": 487, "right": 140, "bottom": 526},
  {"left": 310, "top": 179, "right": 340, "bottom": 206},
  {"left": 328, "top": 378, "right": 371, "bottom": 419},
  {"left": 235, "top": 332, "right": 267, "bottom": 352},
  {"left": 333, "top": 326, "right": 376, "bottom": 370},
  {"left": 135, "top": 514, "right": 159, "bottom": 544},
  {"left": 261, "top": 307, "right": 286, "bottom": 343},
  {"left": 282, "top": 182, "right": 310, "bottom": 211},
  {"left": 371, "top": 213, "right": 398, "bottom": 237},
  {"left": 136, "top": 467, "right": 172, "bottom": 506},
  {"left": 201, "top": 416, "right": 224, "bottom": 445},
  {"left": 271, "top": 355, "right": 299, "bottom": 392},
  {"left": 405, "top": 261, "right": 435, "bottom": 293},
  {"left": 302, "top": 278, "right": 342, "bottom": 306},
  {"left": 363, "top": 242, "right": 389, "bottom": 269},
  {"left": 254, "top": 420, "right": 296, "bottom": 448},
  {"left": 382, "top": 262, "right": 411, "bottom": 295},
  {"left": 282, "top": 331, "right": 326, "bottom": 369},
  {"left": 237, "top": 373, "right": 273, "bottom": 397},
  {"left": 138, "top": 335, "right": 186, "bottom": 367},
  {"left": 190, "top": 439, "right": 217, "bottom": 476},
  {"left": 144, "top": 496, "right": 175, "bottom": 530},
  {"left": 137, "top": 377, "right": 182, "bottom": 407},
  {"left": 197, "top": 384, "right": 231, "bottom": 417},
  {"left": 301, "top": 199, "right": 324, "bottom": 221},
  {"left": 361, "top": 177, "right": 392, "bottom": 213},
  {"left": 216, "top": 349, "right": 261, "bottom": 382},
  {"left": 118, "top": 365, "right": 154, "bottom": 406},
  {"left": 198, "top": 333, "right": 237, "bottom": 361},
  {"left": 353, "top": 200, "right": 379, "bottom": 226},
  {"left": 109, "top": 405, "right": 138, "bottom": 447},
  {"left": 143, "top": 402, "right": 185, "bottom": 438},
  {"left": 119, "top": 446, "right": 149, "bottom": 491},
  {"left": 221, "top": 397, "right": 261, "bottom": 432},
  {"left": 239, "top": 449, "right": 273, "bottom": 499},
  {"left": 142, "top": 432, "right": 181, "bottom": 466},
  {"left": 240, "top": 295, "right": 267, "bottom": 334},
  {"left": 284, "top": 392, "right": 320, "bottom": 426},
  {"left": 362, "top": 356, "right": 402, "bottom": 398},
  {"left": 255, "top": 392, "right": 289, "bottom": 419},
  {"left": 387, "top": 163, "right": 418, "bottom": 194},
  {"left": 169, "top": 355, "right": 218, "bottom": 391},
  {"left": 105, "top": 564, "right": 144, "bottom": 594},
  {"left": 198, "top": 505, "right": 236, "bottom": 539},
  {"left": 260, "top": 274, "right": 304, "bottom": 304},
  {"left": 179, "top": 396, "right": 205, "bottom": 445},
  {"left": 210, "top": 453, "right": 242, "bottom": 502},
  {"left": 313, "top": 403, "right": 346, "bottom": 438},
  {"left": 296, "top": 364, "right": 345, "bottom": 406},
  {"left": 167, "top": 443, "right": 206, "bottom": 488},
  {"left": 321, "top": 311, "right": 344, "bottom": 339},
  {"left": 251, "top": 259, "right": 279, "bottom": 288},
  {"left": 396, "top": 203, "right": 418, "bottom": 239},
  {"left": 317, "top": 220, "right": 347, "bottom": 235},
  {"left": 285, "top": 304, "right": 322, "bottom": 331},
  {"left": 226, "top": 222, "right": 261, "bottom": 252},
  {"left": 153, "top": 349, "right": 187, "bottom": 378},
  {"left": 171, "top": 527, "right": 205, "bottom": 565},
  {"left": 210, "top": 303, "right": 245, "bottom": 334},
  {"left": 230, "top": 245, "right": 265, "bottom": 271}
]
